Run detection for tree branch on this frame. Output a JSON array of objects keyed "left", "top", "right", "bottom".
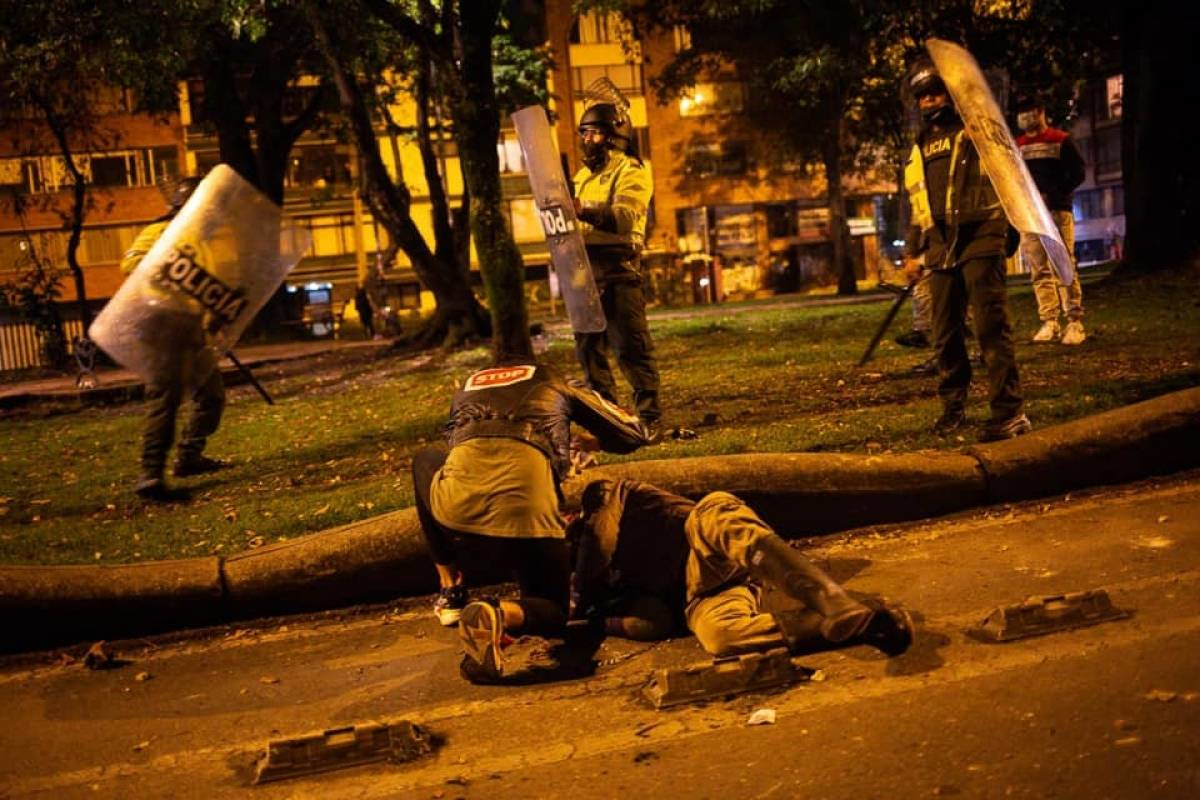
[{"left": 362, "top": 0, "right": 453, "bottom": 68}]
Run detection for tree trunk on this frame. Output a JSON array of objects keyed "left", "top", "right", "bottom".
[
  {"left": 452, "top": 1, "right": 532, "bottom": 360},
  {"left": 824, "top": 117, "right": 857, "bottom": 295},
  {"left": 37, "top": 99, "right": 92, "bottom": 336},
  {"left": 1119, "top": 3, "right": 1200, "bottom": 271},
  {"left": 306, "top": 3, "right": 489, "bottom": 348}
]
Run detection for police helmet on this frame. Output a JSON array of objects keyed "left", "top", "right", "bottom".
[
  {"left": 169, "top": 176, "right": 203, "bottom": 212},
  {"left": 578, "top": 103, "right": 632, "bottom": 151},
  {"left": 908, "top": 59, "right": 947, "bottom": 100}
]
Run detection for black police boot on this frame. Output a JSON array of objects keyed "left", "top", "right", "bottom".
[
  {"left": 855, "top": 603, "right": 915, "bottom": 657},
  {"left": 772, "top": 607, "right": 826, "bottom": 652},
  {"left": 750, "top": 538, "right": 873, "bottom": 643},
  {"left": 909, "top": 355, "right": 939, "bottom": 376},
  {"left": 135, "top": 472, "right": 189, "bottom": 503},
  {"left": 895, "top": 330, "right": 931, "bottom": 348},
  {"left": 173, "top": 453, "right": 229, "bottom": 478}
]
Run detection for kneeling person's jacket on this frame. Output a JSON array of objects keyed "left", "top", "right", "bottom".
[{"left": 445, "top": 364, "right": 650, "bottom": 486}]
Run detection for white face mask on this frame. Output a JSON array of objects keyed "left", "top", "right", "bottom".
[{"left": 1017, "top": 112, "right": 1040, "bottom": 131}]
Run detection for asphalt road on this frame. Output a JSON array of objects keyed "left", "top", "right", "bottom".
[{"left": 1, "top": 469, "right": 1197, "bottom": 799}]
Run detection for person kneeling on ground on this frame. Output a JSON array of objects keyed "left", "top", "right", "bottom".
[
  {"left": 569, "top": 479, "right": 914, "bottom": 658},
  {"left": 411, "top": 361, "right": 652, "bottom": 684}
]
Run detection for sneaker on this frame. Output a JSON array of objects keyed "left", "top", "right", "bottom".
[
  {"left": 858, "top": 604, "right": 915, "bottom": 657},
  {"left": 433, "top": 585, "right": 469, "bottom": 626},
  {"left": 1032, "top": 320, "right": 1061, "bottom": 343},
  {"left": 1061, "top": 320, "right": 1087, "bottom": 346},
  {"left": 978, "top": 413, "right": 1033, "bottom": 442},
  {"left": 895, "top": 330, "right": 931, "bottom": 348},
  {"left": 909, "top": 355, "right": 938, "bottom": 376},
  {"left": 173, "top": 455, "right": 229, "bottom": 478},
  {"left": 932, "top": 407, "right": 967, "bottom": 435},
  {"left": 458, "top": 601, "right": 506, "bottom": 683}
]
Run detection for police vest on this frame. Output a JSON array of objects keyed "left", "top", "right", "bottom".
[
  {"left": 573, "top": 151, "right": 652, "bottom": 251},
  {"left": 905, "top": 132, "right": 1004, "bottom": 236}
]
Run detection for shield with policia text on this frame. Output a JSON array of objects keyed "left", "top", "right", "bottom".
[
  {"left": 90, "top": 164, "right": 311, "bottom": 388},
  {"left": 512, "top": 105, "right": 606, "bottom": 334},
  {"left": 926, "top": 38, "right": 1075, "bottom": 286}
]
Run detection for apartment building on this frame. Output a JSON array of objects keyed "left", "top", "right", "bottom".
[
  {"left": 543, "top": 5, "right": 893, "bottom": 301},
  {"left": 1070, "top": 71, "right": 1125, "bottom": 265}
]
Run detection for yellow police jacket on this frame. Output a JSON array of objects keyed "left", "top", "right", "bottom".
[
  {"left": 904, "top": 130, "right": 1007, "bottom": 268},
  {"left": 120, "top": 220, "right": 169, "bottom": 275},
  {"left": 572, "top": 150, "right": 653, "bottom": 254}
]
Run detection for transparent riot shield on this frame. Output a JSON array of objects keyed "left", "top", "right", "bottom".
[
  {"left": 512, "top": 105, "right": 607, "bottom": 334},
  {"left": 926, "top": 38, "right": 1075, "bottom": 286},
  {"left": 90, "top": 164, "right": 311, "bottom": 387}
]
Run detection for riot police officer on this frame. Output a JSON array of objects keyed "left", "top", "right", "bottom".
[
  {"left": 572, "top": 103, "right": 661, "bottom": 439},
  {"left": 902, "top": 59, "right": 1031, "bottom": 442},
  {"left": 119, "top": 177, "right": 227, "bottom": 501}
]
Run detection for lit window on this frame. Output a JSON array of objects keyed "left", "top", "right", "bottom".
[{"left": 679, "top": 83, "right": 746, "bottom": 117}]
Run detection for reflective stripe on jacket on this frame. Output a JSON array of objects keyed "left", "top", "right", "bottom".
[{"left": 905, "top": 130, "right": 1006, "bottom": 268}]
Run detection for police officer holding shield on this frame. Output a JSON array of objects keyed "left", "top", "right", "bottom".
[
  {"left": 572, "top": 103, "right": 661, "bottom": 440},
  {"left": 119, "top": 177, "right": 227, "bottom": 501},
  {"left": 902, "top": 59, "right": 1031, "bottom": 442}
]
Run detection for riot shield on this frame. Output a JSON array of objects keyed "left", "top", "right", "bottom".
[
  {"left": 90, "top": 164, "right": 310, "bottom": 387},
  {"left": 926, "top": 38, "right": 1075, "bottom": 286},
  {"left": 512, "top": 106, "right": 607, "bottom": 334}
]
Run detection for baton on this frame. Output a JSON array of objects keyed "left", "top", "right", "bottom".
[
  {"left": 857, "top": 280, "right": 916, "bottom": 367},
  {"left": 226, "top": 351, "right": 274, "bottom": 405}
]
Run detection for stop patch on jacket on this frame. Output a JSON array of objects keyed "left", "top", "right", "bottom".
[{"left": 464, "top": 365, "right": 537, "bottom": 391}]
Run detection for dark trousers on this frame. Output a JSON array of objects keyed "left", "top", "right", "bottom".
[
  {"left": 141, "top": 366, "right": 225, "bottom": 477},
  {"left": 929, "top": 256, "right": 1023, "bottom": 421},
  {"left": 574, "top": 278, "right": 661, "bottom": 423},
  {"left": 411, "top": 447, "right": 569, "bottom": 634}
]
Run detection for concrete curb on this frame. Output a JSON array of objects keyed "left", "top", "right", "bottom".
[{"left": 3, "top": 386, "right": 1198, "bottom": 652}]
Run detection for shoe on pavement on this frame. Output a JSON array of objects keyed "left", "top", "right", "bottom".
[
  {"left": 1061, "top": 320, "right": 1087, "bottom": 345},
  {"left": 458, "top": 600, "right": 506, "bottom": 683},
  {"left": 1032, "top": 319, "right": 1061, "bottom": 343},
  {"left": 858, "top": 604, "right": 915, "bottom": 657},
  {"left": 978, "top": 413, "right": 1033, "bottom": 443},
  {"left": 434, "top": 585, "right": 469, "bottom": 627},
  {"left": 173, "top": 454, "right": 229, "bottom": 478},
  {"left": 895, "top": 330, "right": 931, "bottom": 349},
  {"left": 932, "top": 407, "right": 967, "bottom": 436}
]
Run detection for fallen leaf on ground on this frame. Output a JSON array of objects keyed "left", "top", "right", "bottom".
[{"left": 260, "top": 676, "right": 280, "bottom": 685}]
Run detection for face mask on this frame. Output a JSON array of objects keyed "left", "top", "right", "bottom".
[
  {"left": 581, "top": 138, "right": 609, "bottom": 170},
  {"left": 921, "top": 104, "right": 955, "bottom": 125},
  {"left": 1017, "top": 112, "right": 1039, "bottom": 131}
]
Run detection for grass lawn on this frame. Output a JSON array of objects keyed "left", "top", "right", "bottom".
[{"left": 1, "top": 268, "right": 1197, "bottom": 566}]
